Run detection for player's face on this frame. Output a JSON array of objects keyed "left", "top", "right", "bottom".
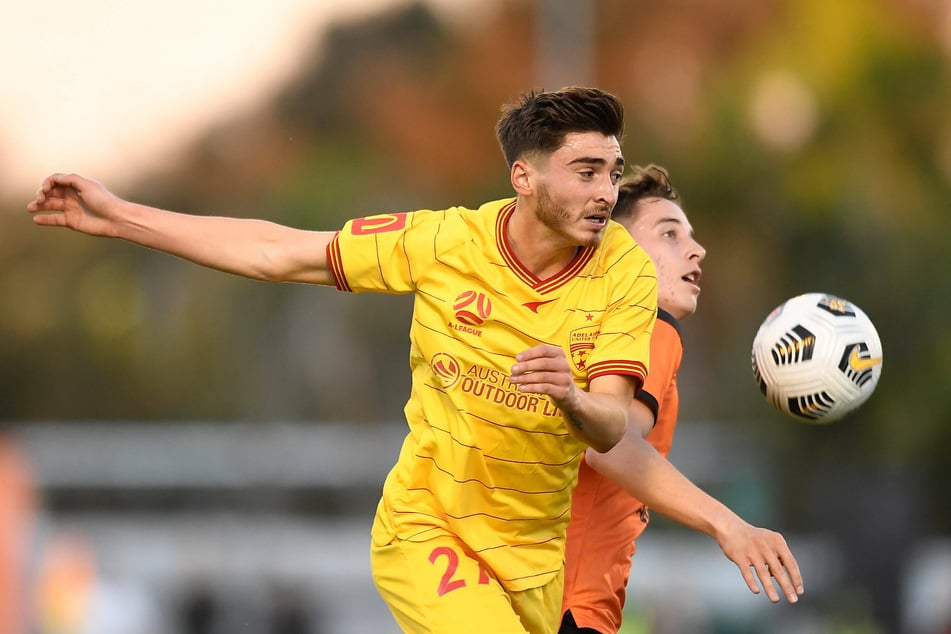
[
  {"left": 621, "top": 198, "right": 705, "bottom": 320},
  {"left": 532, "top": 132, "right": 624, "bottom": 247}
]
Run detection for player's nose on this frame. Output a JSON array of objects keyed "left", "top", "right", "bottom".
[
  {"left": 596, "top": 176, "right": 617, "bottom": 207},
  {"left": 688, "top": 237, "right": 706, "bottom": 262}
]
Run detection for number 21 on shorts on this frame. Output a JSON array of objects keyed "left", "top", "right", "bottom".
[{"left": 428, "top": 545, "right": 491, "bottom": 596}]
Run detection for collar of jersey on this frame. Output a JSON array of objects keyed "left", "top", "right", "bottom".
[{"left": 495, "top": 201, "right": 596, "bottom": 293}]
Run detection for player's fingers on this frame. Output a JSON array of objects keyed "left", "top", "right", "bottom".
[
  {"left": 33, "top": 173, "right": 85, "bottom": 204},
  {"left": 32, "top": 212, "right": 69, "bottom": 227},
  {"left": 511, "top": 356, "right": 570, "bottom": 377},
  {"left": 750, "top": 561, "right": 781, "bottom": 602},
  {"left": 767, "top": 561, "right": 802, "bottom": 604},
  {"left": 515, "top": 344, "right": 565, "bottom": 363},
  {"left": 28, "top": 193, "right": 65, "bottom": 212},
  {"left": 28, "top": 186, "right": 49, "bottom": 208},
  {"left": 45, "top": 172, "right": 84, "bottom": 191},
  {"left": 738, "top": 563, "right": 762, "bottom": 597},
  {"left": 35, "top": 173, "right": 62, "bottom": 197},
  {"left": 775, "top": 550, "right": 805, "bottom": 602},
  {"left": 510, "top": 358, "right": 538, "bottom": 375},
  {"left": 29, "top": 180, "right": 70, "bottom": 209},
  {"left": 514, "top": 344, "right": 544, "bottom": 362},
  {"left": 511, "top": 371, "right": 566, "bottom": 390},
  {"left": 760, "top": 555, "right": 799, "bottom": 603},
  {"left": 762, "top": 534, "right": 804, "bottom": 603},
  {"left": 47, "top": 184, "right": 72, "bottom": 199}
]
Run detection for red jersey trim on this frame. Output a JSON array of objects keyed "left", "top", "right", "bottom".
[
  {"left": 587, "top": 360, "right": 647, "bottom": 382},
  {"left": 495, "top": 202, "right": 596, "bottom": 293},
  {"left": 326, "top": 232, "right": 351, "bottom": 292}
]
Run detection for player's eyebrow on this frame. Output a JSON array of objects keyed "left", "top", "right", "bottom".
[
  {"left": 568, "top": 156, "right": 626, "bottom": 168},
  {"left": 654, "top": 216, "right": 696, "bottom": 236}
]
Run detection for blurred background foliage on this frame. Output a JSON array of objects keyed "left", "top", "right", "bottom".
[
  {"left": 4, "top": 0, "right": 950, "bottom": 510},
  {"left": 1, "top": 0, "right": 949, "bottom": 626}
]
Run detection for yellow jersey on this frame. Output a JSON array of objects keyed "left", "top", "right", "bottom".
[{"left": 327, "top": 198, "right": 657, "bottom": 591}]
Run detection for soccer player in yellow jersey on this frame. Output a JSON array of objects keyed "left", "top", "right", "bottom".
[{"left": 28, "top": 87, "right": 657, "bottom": 633}]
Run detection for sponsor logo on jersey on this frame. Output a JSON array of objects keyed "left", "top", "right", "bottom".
[
  {"left": 458, "top": 364, "right": 561, "bottom": 417},
  {"left": 431, "top": 357, "right": 562, "bottom": 417},
  {"left": 431, "top": 352, "right": 461, "bottom": 389},
  {"left": 522, "top": 298, "right": 558, "bottom": 313}
]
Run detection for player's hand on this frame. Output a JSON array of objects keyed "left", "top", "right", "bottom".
[
  {"left": 510, "top": 344, "right": 579, "bottom": 410},
  {"left": 718, "top": 519, "right": 804, "bottom": 604},
  {"left": 27, "top": 173, "right": 123, "bottom": 237}
]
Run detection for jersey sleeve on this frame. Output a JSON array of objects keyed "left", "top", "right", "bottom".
[
  {"left": 585, "top": 240, "right": 658, "bottom": 387},
  {"left": 326, "top": 210, "right": 442, "bottom": 293},
  {"left": 636, "top": 309, "right": 684, "bottom": 422}
]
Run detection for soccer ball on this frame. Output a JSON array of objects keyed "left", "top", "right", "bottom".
[{"left": 751, "top": 293, "right": 883, "bottom": 424}]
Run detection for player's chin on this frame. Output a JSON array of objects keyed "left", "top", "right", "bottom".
[
  {"left": 670, "top": 295, "right": 699, "bottom": 320},
  {"left": 577, "top": 226, "right": 606, "bottom": 247}
]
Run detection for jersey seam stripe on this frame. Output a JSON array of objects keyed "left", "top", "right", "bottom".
[{"left": 326, "top": 232, "right": 350, "bottom": 291}]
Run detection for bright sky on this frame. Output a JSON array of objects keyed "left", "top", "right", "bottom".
[{"left": 0, "top": 0, "right": 481, "bottom": 193}]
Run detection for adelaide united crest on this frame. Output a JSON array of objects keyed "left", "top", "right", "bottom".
[{"left": 569, "top": 326, "right": 599, "bottom": 372}]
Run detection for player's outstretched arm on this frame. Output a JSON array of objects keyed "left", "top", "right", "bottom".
[
  {"left": 27, "top": 173, "right": 336, "bottom": 285},
  {"left": 509, "top": 344, "right": 632, "bottom": 452},
  {"left": 585, "top": 423, "right": 805, "bottom": 604}
]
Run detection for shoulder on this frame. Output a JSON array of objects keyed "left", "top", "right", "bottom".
[
  {"left": 417, "top": 198, "right": 514, "bottom": 246},
  {"left": 655, "top": 308, "right": 684, "bottom": 346},
  {"left": 600, "top": 222, "right": 653, "bottom": 269},
  {"left": 476, "top": 197, "right": 517, "bottom": 215},
  {"left": 647, "top": 309, "right": 685, "bottom": 374},
  {"left": 637, "top": 309, "right": 685, "bottom": 418},
  {"left": 410, "top": 198, "right": 511, "bottom": 231},
  {"left": 603, "top": 220, "right": 638, "bottom": 247}
]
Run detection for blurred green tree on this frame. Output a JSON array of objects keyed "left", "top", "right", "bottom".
[{"left": 2, "top": 0, "right": 948, "bottom": 533}]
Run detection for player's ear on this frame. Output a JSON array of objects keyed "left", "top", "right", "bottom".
[{"left": 511, "top": 159, "right": 534, "bottom": 196}]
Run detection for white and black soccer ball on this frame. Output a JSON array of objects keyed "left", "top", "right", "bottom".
[{"left": 751, "top": 293, "right": 883, "bottom": 424}]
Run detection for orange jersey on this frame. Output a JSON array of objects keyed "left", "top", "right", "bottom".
[
  {"left": 561, "top": 309, "right": 683, "bottom": 633},
  {"left": 327, "top": 199, "right": 658, "bottom": 592}
]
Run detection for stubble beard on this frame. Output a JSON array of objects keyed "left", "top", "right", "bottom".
[{"left": 535, "top": 185, "right": 602, "bottom": 248}]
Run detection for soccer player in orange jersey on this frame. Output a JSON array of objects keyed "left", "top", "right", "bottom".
[
  {"left": 560, "top": 165, "right": 803, "bottom": 634},
  {"left": 26, "top": 88, "right": 738, "bottom": 633}
]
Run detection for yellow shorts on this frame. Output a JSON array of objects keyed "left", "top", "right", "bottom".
[{"left": 371, "top": 531, "right": 563, "bottom": 633}]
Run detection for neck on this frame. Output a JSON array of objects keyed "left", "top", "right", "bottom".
[{"left": 506, "top": 203, "right": 579, "bottom": 279}]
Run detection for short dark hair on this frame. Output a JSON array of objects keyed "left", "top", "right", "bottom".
[
  {"left": 495, "top": 87, "right": 625, "bottom": 167},
  {"left": 611, "top": 164, "right": 679, "bottom": 222}
]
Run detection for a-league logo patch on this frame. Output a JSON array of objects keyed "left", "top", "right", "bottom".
[{"left": 453, "top": 290, "right": 492, "bottom": 326}]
